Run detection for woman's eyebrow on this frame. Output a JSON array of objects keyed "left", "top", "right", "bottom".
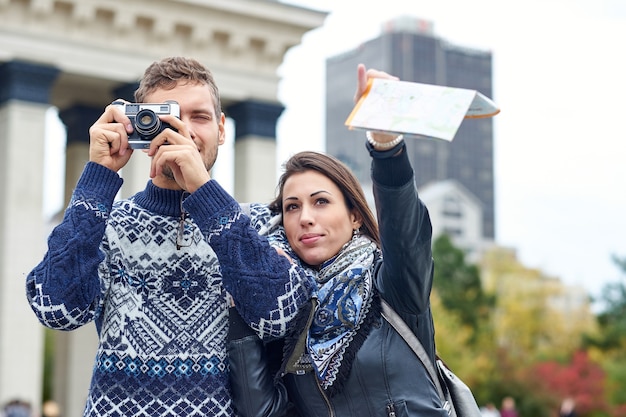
[
  {"left": 310, "top": 190, "right": 331, "bottom": 197},
  {"left": 284, "top": 190, "right": 332, "bottom": 201}
]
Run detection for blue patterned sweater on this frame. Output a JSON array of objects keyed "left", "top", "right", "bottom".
[{"left": 26, "top": 162, "right": 314, "bottom": 417}]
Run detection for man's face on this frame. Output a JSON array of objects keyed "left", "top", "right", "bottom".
[{"left": 145, "top": 81, "right": 225, "bottom": 178}]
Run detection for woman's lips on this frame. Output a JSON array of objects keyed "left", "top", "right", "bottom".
[{"left": 300, "top": 234, "right": 322, "bottom": 245}]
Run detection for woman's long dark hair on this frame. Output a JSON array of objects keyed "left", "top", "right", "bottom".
[{"left": 270, "top": 151, "right": 380, "bottom": 246}]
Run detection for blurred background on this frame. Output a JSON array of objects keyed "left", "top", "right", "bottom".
[{"left": 1, "top": 1, "right": 625, "bottom": 416}]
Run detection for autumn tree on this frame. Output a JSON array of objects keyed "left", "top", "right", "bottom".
[
  {"left": 478, "top": 245, "right": 597, "bottom": 414},
  {"left": 432, "top": 237, "right": 601, "bottom": 414},
  {"left": 529, "top": 351, "right": 610, "bottom": 417}
]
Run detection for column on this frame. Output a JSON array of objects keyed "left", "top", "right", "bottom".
[
  {"left": 226, "top": 100, "right": 284, "bottom": 203},
  {"left": 0, "top": 60, "right": 59, "bottom": 412},
  {"left": 59, "top": 105, "right": 102, "bottom": 202}
]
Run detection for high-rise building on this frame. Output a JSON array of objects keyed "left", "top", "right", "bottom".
[{"left": 326, "top": 16, "right": 496, "bottom": 239}]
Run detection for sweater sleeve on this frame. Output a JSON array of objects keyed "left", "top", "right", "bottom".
[
  {"left": 183, "top": 180, "right": 316, "bottom": 340},
  {"left": 25, "top": 162, "right": 123, "bottom": 331}
]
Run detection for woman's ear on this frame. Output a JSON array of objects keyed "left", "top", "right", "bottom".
[{"left": 351, "top": 211, "right": 363, "bottom": 230}]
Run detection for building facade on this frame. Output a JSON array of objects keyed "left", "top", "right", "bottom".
[
  {"left": 0, "top": 1, "right": 326, "bottom": 416},
  {"left": 419, "top": 179, "right": 485, "bottom": 261},
  {"left": 325, "top": 16, "right": 496, "bottom": 239}
]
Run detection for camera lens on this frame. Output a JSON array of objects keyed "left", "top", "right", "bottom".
[{"left": 134, "top": 109, "right": 161, "bottom": 138}]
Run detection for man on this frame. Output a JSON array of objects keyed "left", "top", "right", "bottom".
[{"left": 26, "top": 57, "right": 312, "bottom": 417}]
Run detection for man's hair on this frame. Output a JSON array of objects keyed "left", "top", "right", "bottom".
[
  {"left": 134, "top": 57, "right": 221, "bottom": 117},
  {"left": 270, "top": 151, "right": 380, "bottom": 246}
]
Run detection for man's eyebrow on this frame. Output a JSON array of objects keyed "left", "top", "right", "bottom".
[{"left": 190, "top": 108, "right": 214, "bottom": 116}]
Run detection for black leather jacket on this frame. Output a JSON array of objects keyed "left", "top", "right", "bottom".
[{"left": 228, "top": 143, "right": 448, "bottom": 417}]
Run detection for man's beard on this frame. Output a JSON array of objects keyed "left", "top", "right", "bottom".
[
  {"left": 162, "top": 166, "right": 176, "bottom": 182},
  {"left": 161, "top": 149, "right": 218, "bottom": 182}
]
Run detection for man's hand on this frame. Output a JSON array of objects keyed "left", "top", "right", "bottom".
[
  {"left": 147, "top": 114, "right": 211, "bottom": 193},
  {"left": 88, "top": 101, "right": 134, "bottom": 172}
]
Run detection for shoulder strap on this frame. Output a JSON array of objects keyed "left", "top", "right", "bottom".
[{"left": 380, "top": 299, "right": 449, "bottom": 411}]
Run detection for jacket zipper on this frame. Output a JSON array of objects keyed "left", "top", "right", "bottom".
[
  {"left": 386, "top": 403, "right": 396, "bottom": 417},
  {"left": 176, "top": 192, "right": 190, "bottom": 250},
  {"left": 315, "top": 378, "right": 334, "bottom": 417}
]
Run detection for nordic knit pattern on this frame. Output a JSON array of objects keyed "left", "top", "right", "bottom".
[{"left": 26, "top": 162, "right": 314, "bottom": 417}]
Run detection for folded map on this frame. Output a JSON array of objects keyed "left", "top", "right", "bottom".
[{"left": 345, "top": 78, "right": 500, "bottom": 142}]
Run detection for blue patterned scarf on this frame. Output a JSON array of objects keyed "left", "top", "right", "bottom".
[
  {"left": 249, "top": 204, "right": 380, "bottom": 391},
  {"left": 307, "top": 235, "right": 378, "bottom": 389}
]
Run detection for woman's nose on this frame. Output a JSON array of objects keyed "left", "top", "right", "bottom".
[{"left": 299, "top": 205, "right": 314, "bottom": 225}]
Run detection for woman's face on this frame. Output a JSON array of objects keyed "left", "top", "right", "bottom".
[{"left": 281, "top": 170, "right": 362, "bottom": 267}]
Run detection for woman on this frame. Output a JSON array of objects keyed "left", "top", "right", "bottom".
[{"left": 227, "top": 65, "right": 448, "bottom": 417}]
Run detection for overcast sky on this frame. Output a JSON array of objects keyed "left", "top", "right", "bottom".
[{"left": 276, "top": 0, "right": 626, "bottom": 301}]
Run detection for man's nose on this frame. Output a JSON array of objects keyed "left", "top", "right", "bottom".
[{"left": 180, "top": 117, "right": 196, "bottom": 139}]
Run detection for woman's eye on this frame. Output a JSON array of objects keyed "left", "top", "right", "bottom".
[
  {"left": 285, "top": 203, "right": 299, "bottom": 212},
  {"left": 315, "top": 198, "right": 329, "bottom": 205}
]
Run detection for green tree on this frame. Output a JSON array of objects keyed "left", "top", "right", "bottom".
[
  {"left": 432, "top": 234, "right": 495, "bottom": 340},
  {"left": 588, "top": 255, "right": 626, "bottom": 355},
  {"left": 431, "top": 234, "right": 499, "bottom": 406},
  {"left": 584, "top": 255, "right": 626, "bottom": 408}
]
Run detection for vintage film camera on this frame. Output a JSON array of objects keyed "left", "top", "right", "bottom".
[{"left": 112, "top": 101, "right": 180, "bottom": 149}]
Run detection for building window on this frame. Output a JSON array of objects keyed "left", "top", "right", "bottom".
[
  {"left": 443, "top": 227, "right": 463, "bottom": 237},
  {"left": 442, "top": 194, "right": 462, "bottom": 218}
]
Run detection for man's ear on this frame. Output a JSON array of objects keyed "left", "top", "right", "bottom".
[{"left": 217, "top": 113, "right": 226, "bottom": 145}]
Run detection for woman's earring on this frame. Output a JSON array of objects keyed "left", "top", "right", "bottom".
[{"left": 352, "top": 228, "right": 360, "bottom": 240}]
